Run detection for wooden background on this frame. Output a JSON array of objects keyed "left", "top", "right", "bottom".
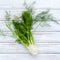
[{"left": 0, "top": 0, "right": 60, "bottom": 60}]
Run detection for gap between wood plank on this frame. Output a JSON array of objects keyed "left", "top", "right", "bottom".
[
  {"left": 0, "top": 42, "right": 60, "bottom": 43},
  {"left": 0, "top": 20, "right": 60, "bottom": 21},
  {"left": 2, "top": 31, "right": 60, "bottom": 34},
  {"left": 0, "top": 42, "right": 60, "bottom": 44},
  {"left": 0, "top": 8, "right": 60, "bottom": 10},
  {"left": 0, "top": 53, "right": 60, "bottom": 54},
  {"left": 0, "top": 53, "right": 60, "bottom": 55}
]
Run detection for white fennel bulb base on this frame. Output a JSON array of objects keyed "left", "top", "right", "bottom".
[{"left": 27, "top": 44, "right": 39, "bottom": 55}]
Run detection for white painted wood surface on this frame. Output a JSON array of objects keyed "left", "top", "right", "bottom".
[{"left": 0, "top": 0, "right": 60, "bottom": 60}]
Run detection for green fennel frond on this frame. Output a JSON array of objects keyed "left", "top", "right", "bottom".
[{"left": 0, "top": 2, "right": 59, "bottom": 55}]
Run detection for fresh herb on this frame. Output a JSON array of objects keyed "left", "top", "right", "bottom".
[{"left": 0, "top": 2, "right": 59, "bottom": 55}]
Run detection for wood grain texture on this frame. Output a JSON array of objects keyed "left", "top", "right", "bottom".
[
  {"left": 0, "top": 43, "right": 60, "bottom": 54},
  {"left": 0, "top": 0, "right": 60, "bottom": 9},
  {"left": 0, "top": 32, "right": 60, "bottom": 43},
  {"left": 0, "top": 10, "right": 60, "bottom": 20},
  {"left": 0, "top": 54, "right": 60, "bottom": 60},
  {"left": 0, "top": 0, "right": 60, "bottom": 60},
  {"left": 0, "top": 21, "right": 60, "bottom": 32}
]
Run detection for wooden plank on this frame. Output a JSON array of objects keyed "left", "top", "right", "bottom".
[
  {"left": 0, "top": 0, "right": 60, "bottom": 60},
  {"left": 0, "top": 54, "right": 60, "bottom": 60},
  {"left": 0, "top": 10, "right": 60, "bottom": 20},
  {"left": 0, "top": 0, "right": 60, "bottom": 9},
  {"left": 0, "top": 43, "right": 60, "bottom": 54},
  {"left": 0, "top": 21, "right": 60, "bottom": 32},
  {"left": 0, "top": 0, "right": 24, "bottom": 9},
  {"left": 35, "top": 10, "right": 60, "bottom": 20},
  {"left": 34, "top": 32, "right": 60, "bottom": 43},
  {"left": 0, "top": 32, "right": 60, "bottom": 43},
  {"left": 34, "top": 0, "right": 60, "bottom": 9}
]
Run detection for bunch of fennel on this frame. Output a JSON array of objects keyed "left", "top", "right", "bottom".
[{"left": 0, "top": 3, "right": 59, "bottom": 55}]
